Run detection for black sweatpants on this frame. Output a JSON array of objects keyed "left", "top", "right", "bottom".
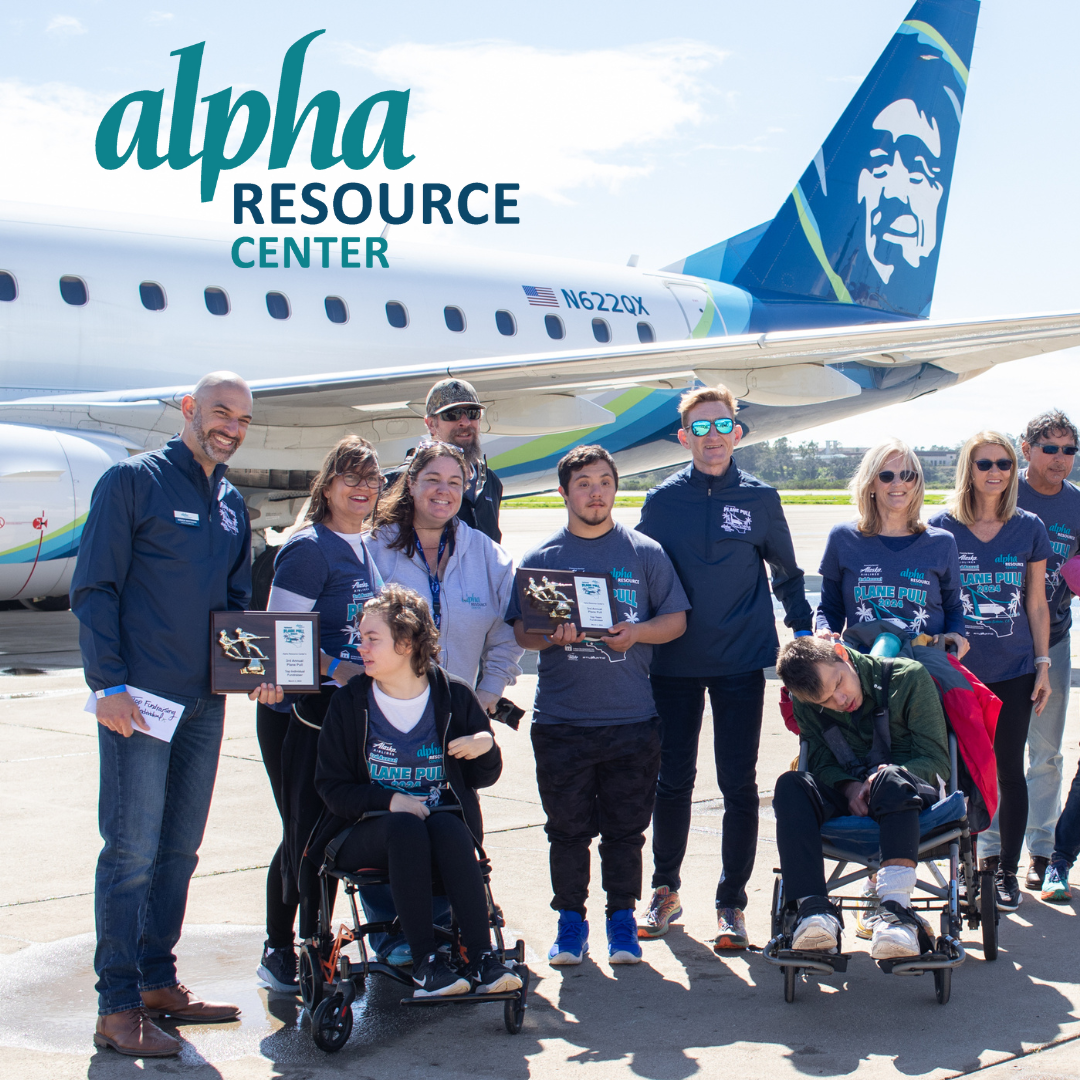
[
  {"left": 531, "top": 718, "right": 661, "bottom": 919},
  {"left": 986, "top": 673, "right": 1037, "bottom": 875},
  {"left": 774, "top": 764, "right": 937, "bottom": 899},
  {"left": 256, "top": 703, "right": 298, "bottom": 948},
  {"left": 335, "top": 811, "right": 490, "bottom": 967}
]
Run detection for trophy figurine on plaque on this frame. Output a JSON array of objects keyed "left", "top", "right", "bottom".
[
  {"left": 524, "top": 576, "right": 574, "bottom": 621},
  {"left": 217, "top": 628, "right": 270, "bottom": 676}
]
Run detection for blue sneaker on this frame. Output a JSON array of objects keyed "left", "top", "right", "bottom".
[
  {"left": 606, "top": 908, "right": 642, "bottom": 964},
  {"left": 548, "top": 910, "right": 589, "bottom": 965}
]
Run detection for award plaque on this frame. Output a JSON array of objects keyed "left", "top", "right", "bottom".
[
  {"left": 210, "top": 611, "right": 321, "bottom": 693},
  {"left": 516, "top": 568, "right": 618, "bottom": 640}
]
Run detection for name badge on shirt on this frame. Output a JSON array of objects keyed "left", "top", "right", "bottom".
[{"left": 174, "top": 511, "right": 200, "bottom": 527}]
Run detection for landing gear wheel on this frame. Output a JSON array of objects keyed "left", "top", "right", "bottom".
[
  {"left": 934, "top": 967, "right": 951, "bottom": 1005},
  {"left": 298, "top": 943, "right": 325, "bottom": 1011},
  {"left": 311, "top": 993, "right": 353, "bottom": 1053},
  {"left": 783, "top": 965, "right": 796, "bottom": 1003},
  {"left": 504, "top": 967, "right": 529, "bottom": 1034},
  {"left": 979, "top": 870, "right": 998, "bottom": 961}
]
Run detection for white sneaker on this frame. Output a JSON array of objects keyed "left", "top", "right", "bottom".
[
  {"left": 855, "top": 876, "right": 879, "bottom": 940},
  {"left": 869, "top": 906, "right": 925, "bottom": 959},
  {"left": 791, "top": 912, "right": 841, "bottom": 952}
]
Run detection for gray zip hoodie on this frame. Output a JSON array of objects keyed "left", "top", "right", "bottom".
[{"left": 366, "top": 520, "right": 523, "bottom": 697}]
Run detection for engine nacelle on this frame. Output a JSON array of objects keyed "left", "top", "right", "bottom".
[{"left": 0, "top": 424, "right": 128, "bottom": 601}]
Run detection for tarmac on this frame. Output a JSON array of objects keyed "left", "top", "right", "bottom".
[{"left": 2, "top": 505, "right": 1080, "bottom": 1080}]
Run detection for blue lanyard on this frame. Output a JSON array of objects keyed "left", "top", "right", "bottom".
[{"left": 413, "top": 526, "right": 450, "bottom": 629}]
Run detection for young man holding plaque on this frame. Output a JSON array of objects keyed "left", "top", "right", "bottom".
[
  {"left": 71, "top": 372, "right": 254, "bottom": 1058},
  {"left": 636, "top": 385, "right": 813, "bottom": 951},
  {"left": 505, "top": 446, "right": 688, "bottom": 966}
]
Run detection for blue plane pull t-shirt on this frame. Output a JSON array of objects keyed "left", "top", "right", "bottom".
[
  {"left": 365, "top": 688, "right": 446, "bottom": 804},
  {"left": 503, "top": 522, "right": 689, "bottom": 726},
  {"left": 815, "top": 522, "right": 964, "bottom": 638},
  {"left": 1017, "top": 473, "right": 1080, "bottom": 648},
  {"left": 929, "top": 509, "right": 1054, "bottom": 683}
]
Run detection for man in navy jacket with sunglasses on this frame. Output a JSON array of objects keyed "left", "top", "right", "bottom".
[{"left": 635, "top": 385, "right": 813, "bottom": 951}]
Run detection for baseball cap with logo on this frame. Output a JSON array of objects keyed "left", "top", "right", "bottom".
[{"left": 425, "top": 378, "right": 485, "bottom": 417}]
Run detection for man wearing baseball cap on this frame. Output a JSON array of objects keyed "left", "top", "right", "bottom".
[{"left": 387, "top": 378, "right": 504, "bottom": 542}]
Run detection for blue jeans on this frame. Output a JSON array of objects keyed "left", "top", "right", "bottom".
[
  {"left": 1052, "top": 756, "right": 1080, "bottom": 867},
  {"left": 980, "top": 634, "right": 1071, "bottom": 860},
  {"left": 94, "top": 694, "right": 225, "bottom": 1015},
  {"left": 650, "top": 671, "right": 765, "bottom": 910}
]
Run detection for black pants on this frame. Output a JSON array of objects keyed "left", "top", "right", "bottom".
[
  {"left": 531, "top": 719, "right": 661, "bottom": 919},
  {"left": 336, "top": 811, "right": 489, "bottom": 966},
  {"left": 649, "top": 671, "right": 765, "bottom": 908},
  {"left": 987, "top": 673, "right": 1037, "bottom": 874},
  {"left": 256, "top": 703, "right": 298, "bottom": 948},
  {"left": 774, "top": 765, "right": 937, "bottom": 899}
]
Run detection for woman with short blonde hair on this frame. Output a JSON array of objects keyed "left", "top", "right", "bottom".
[{"left": 930, "top": 430, "right": 1053, "bottom": 911}]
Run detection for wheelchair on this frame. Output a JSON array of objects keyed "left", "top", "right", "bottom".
[
  {"left": 762, "top": 732, "right": 998, "bottom": 1005},
  {"left": 296, "top": 805, "right": 531, "bottom": 1053}
]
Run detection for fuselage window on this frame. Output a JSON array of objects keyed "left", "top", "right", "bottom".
[
  {"left": 0, "top": 271, "right": 17, "bottom": 301},
  {"left": 444, "top": 306, "right": 465, "bottom": 332},
  {"left": 386, "top": 301, "right": 408, "bottom": 328},
  {"left": 495, "top": 309, "right": 516, "bottom": 336},
  {"left": 637, "top": 321, "right": 655, "bottom": 344},
  {"left": 59, "top": 276, "right": 88, "bottom": 306},
  {"left": 544, "top": 314, "right": 564, "bottom": 340},
  {"left": 325, "top": 296, "right": 349, "bottom": 324},
  {"left": 266, "top": 292, "right": 290, "bottom": 320},
  {"left": 592, "top": 318, "right": 611, "bottom": 343},
  {"left": 139, "top": 282, "right": 166, "bottom": 311},
  {"left": 204, "top": 287, "right": 230, "bottom": 316}
]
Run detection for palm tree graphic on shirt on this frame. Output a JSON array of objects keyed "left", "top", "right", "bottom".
[
  {"left": 856, "top": 602, "right": 874, "bottom": 623},
  {"left": 910, "top": 607, "right": 929, "bottom": 634}
]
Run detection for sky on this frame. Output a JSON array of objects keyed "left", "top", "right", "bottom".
[{"left": 0, "top": 0, "right": 1076, "bottom": 449}]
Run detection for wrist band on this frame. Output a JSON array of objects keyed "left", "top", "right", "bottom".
[
  {"left": 1035, "top": 656, "right": 1051, "bottom": 668},
  {"left": 794, "top": 630, "right": 812, "bottom": 638},
  {"left": 327, "top": 658, "right": 341, "bottom": 677},
  {"left": 95, "top": 686, "right": 126, "bottom": 699}
]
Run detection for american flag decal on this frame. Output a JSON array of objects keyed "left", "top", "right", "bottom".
[{"left": 522, "top": 285, "right": 559, "bottom": 307}]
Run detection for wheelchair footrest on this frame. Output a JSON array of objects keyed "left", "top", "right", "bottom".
[
  {"left": 762, "top": 937, "right": 849, "bottom": 974},
  {"left": 401, "top": 989, "right": 524, "bottom": 1007},
  {"left": 877, "top": 937, "right": 965, "bottom": 975}
]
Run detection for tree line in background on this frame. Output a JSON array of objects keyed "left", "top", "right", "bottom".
[{"left": 618, "top": 438, "right": 1003, "bottom": 492}]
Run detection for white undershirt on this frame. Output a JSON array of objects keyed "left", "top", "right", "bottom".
[{"left": 372, "top": 683, "right": 431, "bottom": 734}]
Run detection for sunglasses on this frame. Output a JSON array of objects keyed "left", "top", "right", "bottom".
[
  {"left": 878, "top": 470, "right": 918, "bottom": 484},
  {"left": 974, "top": 458, "right": 1013, "bottom": 472},
  {"left": 688, "top": 418, "right": 735, "bottom": 437},
  {"left": 340, "top": 472, "right": 385, "bottom": 490},
  {"left": 439, "top": 407, "right": 483, "bottom": 422},
  {"left": 1035, "top": 444, "right": 1079, "bottom": 456}
]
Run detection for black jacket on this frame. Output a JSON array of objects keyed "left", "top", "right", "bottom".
[
  {"left": 384, "top": 456, "right": 504, "bottom": 543},
  {"left": 637, "top": 463, "right": 811, "bottom": 677},
  {"left": 314, "top": 666, "right": 502, "bottom": 847}
]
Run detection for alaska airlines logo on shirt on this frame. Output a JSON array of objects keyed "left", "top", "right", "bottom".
[
  {"left": 721, "top": 505, "right": 752, "bottom": 534},
  {"left": 858, "top": 563, "right": 883, "bottom": 584}
]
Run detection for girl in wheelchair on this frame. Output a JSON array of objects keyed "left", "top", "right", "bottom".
[{"left": 314, "top": 584, "right": 521, "bottom": 998}]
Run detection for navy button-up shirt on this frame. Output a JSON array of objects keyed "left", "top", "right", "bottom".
[{"left": 71, "top": 435, "right": 251, "bottom": 697}]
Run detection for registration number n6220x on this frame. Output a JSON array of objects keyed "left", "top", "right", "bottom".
[{"left": 561, "top": 290, "right": 649, "bottom": 316}]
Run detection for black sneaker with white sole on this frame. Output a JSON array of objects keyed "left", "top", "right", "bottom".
[
  {"left": 995, "top": 868, "right": 1021, "bottom": 912},
  {"left": 257, "top": 944, "right": 298, "bottom": 993},
  {"left": 471, "top": 952, "right": 523, "bottom": 994},
  {"left": 412, "top": 952, "right": 471, "bottom": 998}
]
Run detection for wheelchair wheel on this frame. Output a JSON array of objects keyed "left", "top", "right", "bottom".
[
  {"left": 298, "top": 943, "right": 325, "bottom": 1011},
  {"left": 503, "top": 966, "right": 529, "bottom": 1034},
  {"left": 933, "top": 967, "right": 951, "bottom": 1005},
  {"left": 783, "top": 965, "right": 797, "bottom": 1003},
  {"left": 311, "top": 993, "right": 353, "bottom": 1053},
  {"left": 979, "top": 870, "right": 998, "bottom": 962}
]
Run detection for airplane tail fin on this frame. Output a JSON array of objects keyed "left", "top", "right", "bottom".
[{"left": 681, "top": 0, "right": 979, "bottom": 319}]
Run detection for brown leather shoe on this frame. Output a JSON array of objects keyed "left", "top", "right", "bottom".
[
  {"left": 141, "top": 983, "right": 240, "bottom": 1022},
  {"left": 94, "top": 1007, "right": 181, "bottom": 1057}
]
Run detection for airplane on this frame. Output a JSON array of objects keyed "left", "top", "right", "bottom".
[{"left": 1, "top": 0, "right": 1079, "bottom": 605}]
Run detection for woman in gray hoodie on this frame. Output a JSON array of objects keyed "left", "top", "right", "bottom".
[{"left": 367, "top": 441, "right": 523, "bottom": 712}]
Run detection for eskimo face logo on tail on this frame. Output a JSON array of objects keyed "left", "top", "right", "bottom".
[{"left": 858, "top": 98, "right": 946, "bottom": 284}]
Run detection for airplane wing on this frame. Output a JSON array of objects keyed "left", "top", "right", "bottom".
[{"left": 2, "top": 310, "right": 1078, "bottom": 447}]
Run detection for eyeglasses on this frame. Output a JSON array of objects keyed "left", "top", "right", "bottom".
[
  {"left": 438, "top": 407, "right": 482, "bottom": 422},
  {"left": 974, "top": 458, "right": 1013, "bottom": 472},
  {"left": 339, "top": 472, "right": 385, "bottom": 490},
  {"left": 878, "top": 470, "right": 918, "bottom": 484},
  {"left": 1035, "top": 444, "right": 1079, "bottom": 456},
  {"left": 688, "top": 418, "right": 735, "bottom": 437}
]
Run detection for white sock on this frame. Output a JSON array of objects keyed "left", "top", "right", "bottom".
[{"left": 876, "top": 865, "right": 916, "bottom": 907}]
